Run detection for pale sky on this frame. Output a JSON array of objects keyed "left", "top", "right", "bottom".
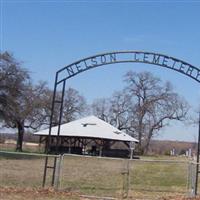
[{"left": 1, "top": 1, "right": 200, "bottom": 142}]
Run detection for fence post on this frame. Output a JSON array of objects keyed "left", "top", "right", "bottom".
[
  {"left": 194, "top": 111, "right": 200, "bottom": 195},
  {"left": 188, "top": 162, "right": 196, "bottom": 197},
  {"left": 54, "top": 154, "right": 63, "bottom": 189},
  {"left": 122, "top": 159, "right": 130, "bottom": 199}
]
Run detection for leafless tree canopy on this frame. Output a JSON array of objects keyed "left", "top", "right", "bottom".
[
  {"left": 92, "top": 71, "right": 189, "bottom": 154},
  {"left": 0, "top": 52, "right": 87, "bottom": 151},
  {"left": 0, "top": 52, "right": 51, "bottom": 151},
  {"left": 62, "top": 87, "right": 87, "bottom": 123},
  {"left": 0, "top": 52, "right": 190, "bottom": 154}
]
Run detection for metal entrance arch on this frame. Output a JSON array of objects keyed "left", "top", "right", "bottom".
[{"left": 43, "top": 50, "right": 200, "bottom": 194}]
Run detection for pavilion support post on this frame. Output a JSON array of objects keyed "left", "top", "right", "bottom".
[
  {"left": 129, "top": 141, "right": 135, "bottom": 160},
  {"left": 130, "top": 148, "right": 133, "bottom": 160},
  {"left": 98, "top": 139, "right": 104, "bottom": 157},
  {"left": 39, "top": 136, "right": 42, "bottom": 152},
  {"left": 68, "top": 138, "right": 71, "bottom": 154},
  {"left": 99, "top": 147, "right": 102, "bottom": 157}
]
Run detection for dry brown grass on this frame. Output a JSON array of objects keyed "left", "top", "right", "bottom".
[
  {"left": 1, "top": 187, "right": 200, "bottom": 200},
  {"left": 0, "top": 157, "right": 45, "bottom": 187},
  {"left": 0, "top": 187, "right": 81, "bottom": 200},
  {"left": 0, "top": 152, "right": 198, "bottom": 199}
]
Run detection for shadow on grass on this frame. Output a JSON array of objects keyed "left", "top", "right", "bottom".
[{"left": 0, "top": 152, "right": 44, "bottom": 160}]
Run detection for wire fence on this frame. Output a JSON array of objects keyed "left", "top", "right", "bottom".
[
  {"left": 0, "top": 151, "right": 59, "bottom": 188},
  {"left": 0, "top": 151, "right": 199, "bottom": 199},
  {"left": 60, "top": 155, "right": 192, "bottom": 199}
]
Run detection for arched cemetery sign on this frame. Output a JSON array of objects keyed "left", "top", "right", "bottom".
[
  {"left": 56, "top": 51, "right": 200, "bottom": 84},
  {"left": 43, "top": 50, "right": 200, "bottom": 189},
  {"left": 50, "top": 50, "right": 200, "bottom": 152}
]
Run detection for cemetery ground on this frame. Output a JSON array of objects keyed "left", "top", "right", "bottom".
[
  {"left": 1, "top": 187, "right": 200, "bottom": 200},
  {"left": 0, "top": 143, "right": 200, "bottom": 199}
]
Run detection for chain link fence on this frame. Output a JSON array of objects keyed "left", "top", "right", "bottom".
[
  {"left": 60, "top": 155, "right": 192, "bottom": 199},
  {"left": 0, "top": 151, "right": 199, "bottom": 199}
]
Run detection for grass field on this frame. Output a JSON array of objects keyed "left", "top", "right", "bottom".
[
  {"left": 0, "top": 150, "right": 196, "bottom": 199},
  {"left": 60, "top": 155, "right": 190, "bottom": 199}
]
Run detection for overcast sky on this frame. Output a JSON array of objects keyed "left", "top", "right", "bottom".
[{"left": 1, "top": 1, "right": 200, "bottom": 142}]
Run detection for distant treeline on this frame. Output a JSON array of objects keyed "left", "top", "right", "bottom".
[{"left": 0, "top": 133, "right": 39, "bottom": 143}]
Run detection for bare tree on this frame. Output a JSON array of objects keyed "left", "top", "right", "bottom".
[
  {"left": 91, "top": 98, "right": 110, "bottom": 122},
  {"left": 62, "top": 87, "right": 87, "bottom": 123},
  {"left": 0, "top": 53, "right": 88, "bottom": 151},
  {"left": 91, "top": 92, "right": 134, "bottom": 135},
  {"left": 91, "top": 71, "right": 189, "bottom": 154},
  {"left": 0, "top": 52, "right": 52, "bottom": 151},
  {"left": 109, "top": 91, "right": 132, "bottom": 131},
  {"left": 124, "top": 71, "right": 189, "bottom": 154}
]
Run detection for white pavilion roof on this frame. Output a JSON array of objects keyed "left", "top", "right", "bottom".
[{"left": 34, "top": 115, "right": 138, "bottom": 143}]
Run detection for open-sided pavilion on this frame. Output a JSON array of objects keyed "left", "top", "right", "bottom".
[{"left": 34, "top": 116, "right": 138, "bottom": 158}]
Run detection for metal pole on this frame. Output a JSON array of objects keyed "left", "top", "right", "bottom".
[
  {"left": 195, "top": 112, "right": 200, "bottom": 195},
  {"left": 45, "top": 72, "right": 59, "bottom": 153},
  {"left": 43, "top": 73, "right": 58, "bottom": 187}
]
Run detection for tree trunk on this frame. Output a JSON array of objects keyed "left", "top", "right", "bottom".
[
  {"left": 143, "top": 130, "right": 153, "bottom": 155},
  {"left": 143, "top": 139, "right": 150, "bottom": 155},
  {"left": 137, "top": 117, "right": 144, "bottom": 154},
  {"left": 16, "top": 121, "right": 24, "bottom": 152}
]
